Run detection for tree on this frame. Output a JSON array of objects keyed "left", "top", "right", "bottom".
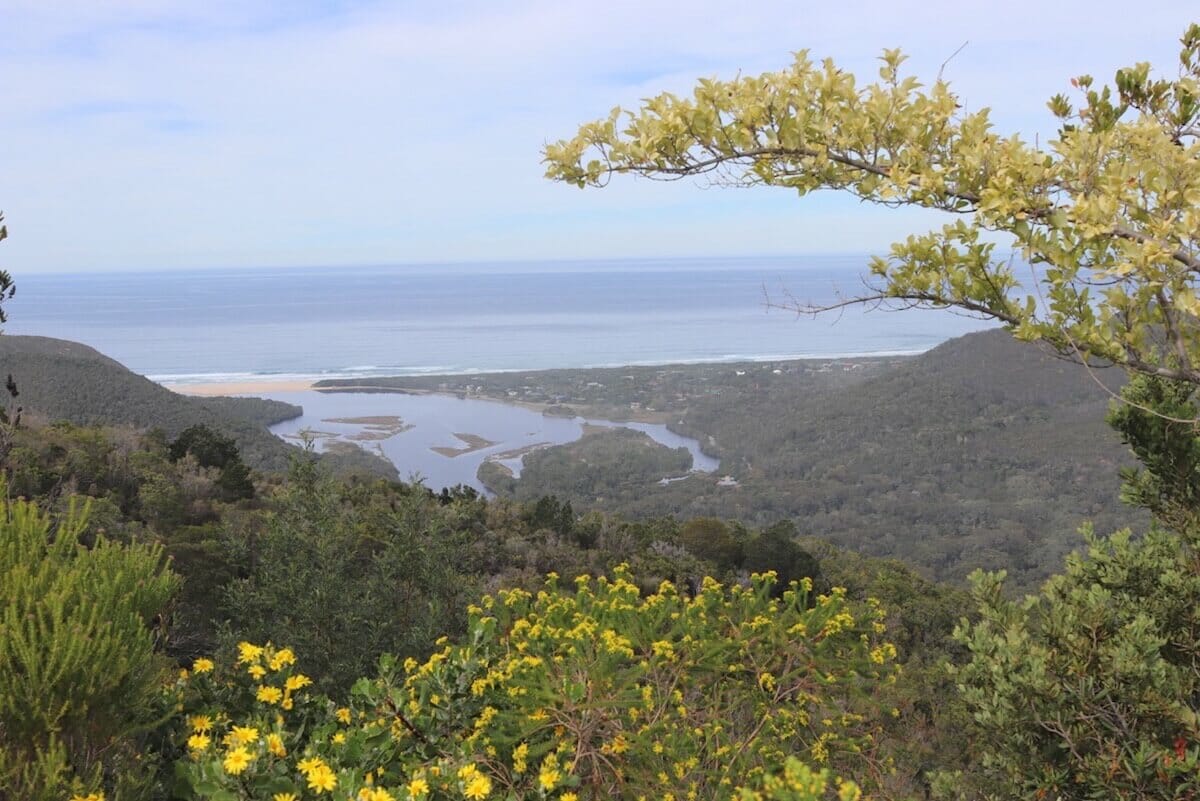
[
  {"left": 678, "top": 516, "right": 744, "bottom": 571},
  {"left": 544, "top": 25, "right": 1200, "bottom": 386},
  {"left": 0, "top": 212, "right": 17, "bottom": 325},
  {"left": 546, "top": 28, "right": 1200, "bottom": 799},
  {"left": 0, "top": 212, "right": 19, "bottom": 463},
  {"left": 220, "top": 459, "right": 471, "bottom": 693},
  {"left": 169, "top": 424, "right": 255, "bottom": 500}
]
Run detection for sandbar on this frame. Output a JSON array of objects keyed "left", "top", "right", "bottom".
[
  {"left": 165, "top": 379, "right": 314, "bottom": 396},
  {"left": 323, "top": 415, "right": 414, "bottom": 440},
  {"left": 486, "top": 442, "right": 551, "bottom": 460},
  {"left": 431, "top": 432, "right": 498, "bottom": 458}
]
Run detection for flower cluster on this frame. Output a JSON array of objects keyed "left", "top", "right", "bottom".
[
  {"left": 171, "top": 569, "right": 895, "bottom": 800},
  {"left": 173, "top": 642, "right": 332, "bottom": 798}
]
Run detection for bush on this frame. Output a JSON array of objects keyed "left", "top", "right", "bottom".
[
  {"left": 0, "top": 491, "right": 179, "bottom": 800},
  {"left": 947, "top": 526, "right": 1200, "bottom": 800},
  {"left": 171, "top": 569, "right": 894, "bottom": 800}
]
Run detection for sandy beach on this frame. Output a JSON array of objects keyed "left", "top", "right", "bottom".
[{"left": 164, "top": 379, "right": 314, "bottom": 396}]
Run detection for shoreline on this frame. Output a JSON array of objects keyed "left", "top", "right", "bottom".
[
  {"left": 161, "top": 350, "right": 911, "bottom": 417},
  {"left": 156, "top": 349, "right": 923, "bottom": 398},
  {"left": 165, "top": 379, "right": 315, "bottom": 396}
]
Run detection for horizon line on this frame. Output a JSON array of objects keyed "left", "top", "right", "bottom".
[{"left": 17, "top": 250, "right": 1023, "bottom": 278}]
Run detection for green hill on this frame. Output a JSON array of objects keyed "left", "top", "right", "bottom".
[
  {"left": 0, "top": 336, "right": 396, "bottom": 478},
  {"left": 488, "top": 330, "right": 1145, "bottom": 592}
]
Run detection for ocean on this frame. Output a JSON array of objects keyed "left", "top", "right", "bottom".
[{"left": 7, "top": 256, "right": 995, "bottom": 382}]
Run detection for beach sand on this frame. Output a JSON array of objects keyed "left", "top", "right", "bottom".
[{"left": 165, "top": 379, "right": 314, "bottom": 396}]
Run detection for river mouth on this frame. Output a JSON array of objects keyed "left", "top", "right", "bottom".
[{"left": 262, "top": 390, "right": 717, "bottom": 493}]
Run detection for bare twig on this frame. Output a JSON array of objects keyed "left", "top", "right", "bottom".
[{"left": 937, "top": 41, "right": 970, "bottom": 83}]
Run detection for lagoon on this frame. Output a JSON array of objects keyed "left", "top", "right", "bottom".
[{"left": 260, "top": 390, "right": 719, "bottom": 493}]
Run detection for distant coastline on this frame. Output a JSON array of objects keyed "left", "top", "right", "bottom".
[{"left": 162, "top": 348, "right": 914, "bottom": 403}]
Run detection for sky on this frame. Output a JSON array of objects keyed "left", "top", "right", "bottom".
[{"left": 2, "top": 1, "right": 1195, "bottom": 273}]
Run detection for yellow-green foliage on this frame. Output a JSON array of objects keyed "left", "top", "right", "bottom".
[
  {"left": 0, "top": 491, "right": 179, "bottom": 800},
  {"left": 544, "top": 25, "right": 1200, "bottom": 387},
  {"left": 172, "top": 569, "right": 894, "bottom": 800}
]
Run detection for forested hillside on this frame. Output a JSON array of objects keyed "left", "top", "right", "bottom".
[
  {"left": 494, "top": 331, "right": 1144, "bottom": 592},
  {"left": 3, "top": 416, "right": 974, "bottom": 800},
  {"left": 0, "top": 335, "right": 396, "bottom": 477}
]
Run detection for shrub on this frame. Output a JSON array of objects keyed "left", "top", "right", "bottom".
[
  {"left": 0, "top": 491, "right": 179, "bottom": 800},
  {"left": 171, "top": 569, "right": 894, "bottom": 800}
]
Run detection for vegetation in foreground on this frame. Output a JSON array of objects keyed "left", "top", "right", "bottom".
[{"left": 8, "top": 20, "right": 1200, "bottom": 801}]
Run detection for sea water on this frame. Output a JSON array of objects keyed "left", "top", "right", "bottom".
[{"left": 8, "top": 256, "right": 994, "bottom": 383}]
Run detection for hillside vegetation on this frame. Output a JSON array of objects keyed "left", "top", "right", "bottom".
[
  {"left": 481, "top": 331, "right": 1142, "bottom": 592},
  {"left": 2, "top": 415, "right": 974, "bottom": 800},
  {"left": 0, "top": 335, "right": 396, "bottom": 477}
]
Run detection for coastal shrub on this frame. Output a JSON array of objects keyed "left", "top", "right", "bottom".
[
  {"left": 220, "top": 459, "right": 474, "bottom": 694},
  {"left": 169, "top": 424, "right": 256, "bottom": 501},
  {"left": 944, "top": 525, "right": 1200, "bottom": 800},
  {"left": 172, "top": 568, "right": 894, "bottom": 800},
  {"left": 0, "top": 489, "right": 179, "bottom": 801},
  {"left": 678, "top": 517, "right": 744, "bottom": 571}
]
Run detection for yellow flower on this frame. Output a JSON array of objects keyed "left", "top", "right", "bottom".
[
  {"left": 187, "top": 733, "right": 211, "bottom": 752},
  {"left": 192, "top": 657, "right": 215, "bottom": 673},
  {"left": 273, "top": 794, "right": 299, "bottom": 801},
  {"left": 298, "top": 756, "right": 325, "bottom": 774},
  {"left": 69, "top": 794, "right": 105, "bottom": 801},
  {"left": 237, "top": 642, "right": 265, "bottom": 664},
  {"left": 332, "top": 732, "right": 346, "bottom": 744},
  {"left": 561, "top": 794, "right": 578, "bottom": 801},
  {"left": 257, "top": 685, "right": 284, "bottom": 704},
  {"left": 463, "top": 774, "right": 492, "bottom": 800},
  {"left": 188, "top": 714, "right": 213, "bottom": 733},
  {"left": 512, "top": 742, "right": 529, "bottom": 774},
  {"left": 267, "top": 732, "right": 287, "bottom": 757},
  {"left": 249, "top": 664, "right": 268, "bottom": 680},
  {"left": 231, "top": 726, "right": 259, "bottom": 745},
  {"left": 408, "top": 777, "right": 430, "bottom": 797},
  {"left": 285, "top": 674, "right": 313, "bottom": 691},
  {"left": 223, "top": 746, "right": 253, "bottom": 775},
  {"left": 457, "top": 764, "right": 480, "bottom": 781},
  {"left": 307, "top": 764, "right": 338, "bottom": 792},
  {"left": 365, "top": 790, "right": 395, "bottom": 801},
  {"left": 336, "top": 707, "right": 352, "bottom": 724},
  {"left": 282, "top": 696, "right": 295, "bottom": 710},
  {"left": 270, "top": 648, "right": 297, "bottom": 670},
  {"left": 538, "top": 766, "right": 561, "bottom": 791}
]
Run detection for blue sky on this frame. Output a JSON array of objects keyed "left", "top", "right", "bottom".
[{"left": 2, "top": 1, "right": 1194, "bottom": 272}]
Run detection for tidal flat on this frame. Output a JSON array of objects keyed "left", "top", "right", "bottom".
[{"left": 261, "top": 389, "right": 717, "bottom": 493}]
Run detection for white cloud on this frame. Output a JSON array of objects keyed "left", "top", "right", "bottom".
[{"left": 0, "top": 0, "right": 1193, "bottom": 271}]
